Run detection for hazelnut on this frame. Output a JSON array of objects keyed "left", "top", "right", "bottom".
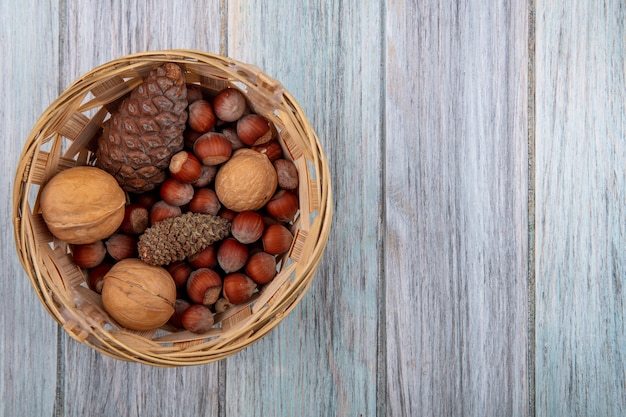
[
  {"left": 245, "top": 251, "right": 277, "bottom": 285},
  {"left": 221, "top": 126, "right": 246, "bottom": 150},
  {"left": 73, "top": 240, "right": 107, "bottom": 269},
  {"left": 39, "top": 166, "right": 126, "bottom": 244},
  {"left": 262, "top": 224, "right": 293, "bottom": 255},
  {"left": 120, "top": 203, "right": 149, "bottom": 235},
  {"left": 181, "top": 304, "right": 215, "bottom": 334},
  {"left": 101, "top": 259, "right": 176, "bottom": 331},
  {"left": 217, "top": 238, "right": 249, "bottom": 273},
  {"left": 214, "top": 148, "right": 278, "bottom": 212},
  {"left": 261, "top": 215, "right": 284, "bottom": 227},
  {"left": 134, "top": 190, "right": 160, "bottom": 210},
  {"left": 191, "top": 164, "right": 218, "bottom": 188},
  {"left": 265, "top": 190, "right": 299, "bottom": 223},
  {"left": 223, "top": 273, "right": 257, "bottom": 304},
  {"left": 252, "top": 140, "right": 283, "bottom": 162},
  {"left": 105, "top": 233, "right": 139, "bottom": 261},
  {"left": 187, "top": 244, "right": 218, "bottom": 269},
  {"left": 273, "top": 159, "right": 299, "bottom": 190},
  {"left": 213, "top": 88, "right": 247, "bottom": 122},
  {"left": 237, "top": 114, "right": 272, "bottom": 146},
  {"left": 186, "top": 84, "right": 204, "bottom": 103},
  {"left": 149, "top": 200, "right": 182, "bottom": 224},
  {"left": 188, "top": 100, "right": 216, "bottom": 133},
  {"left": 246, "top": 239, "right": 265, "bottom": 256},
  {"left": 218, "top": 208, "right": 237, "bottom": 222},
  {"left": 193, "top": 132, "right": 232, "bottom": 166},
  {"left": 214, "top": 297, "right": 233, "bottom": 313},
  {"left": 167, "top": 261, "right": 193, "bottom": 287},
  {"left": 184, "top": 128, "right": 203, "bottom": 150},
  {"left": 87, "top": 262, "right": 112, "bottom": 293},
  {"left": 168, "top": 298, "right": 192, "bottom": 329},
  {"left": 160, "top": 178, "right": 194, "bottom": 206},
  {"left": 186, "top": 268, "right": 223, "bottom": 306},
  {"left": 231, "top": 211, "right": 264, "bottom": 244},
  {"left": 188, "top": 188, "right": 221, "bottom": 215},
  {"left": 169, "top": 151, "right": 202, "bottom": 183}
]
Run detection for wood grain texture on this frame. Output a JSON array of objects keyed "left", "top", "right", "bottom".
[
  {"left": 384, "top": 1, "right": 530, "bottom": 415},
  {"left": 0, "top": 1, "right": 61, "bottom": 417},
  {"left": 57, "top": 2, "right": 224, "bottom": 416},
  {"left": 59, "top": 0, "right": 226, "bottom": 88},
  {"left": 535, "top": 1, "right": 626, "bottom": 415},
  {"left": 7, "top": 1, "right": 626, "bottom": 416},
  {"left": 224, "top": 1, "right": 382, "bottom": 416}
]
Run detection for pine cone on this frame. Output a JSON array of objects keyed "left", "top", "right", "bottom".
[
  {"left": 138, "top": 212, "right": 231, "bottom": 266},
  {"left": 96, "top": 63, "right": 188, "bottom": 193}
]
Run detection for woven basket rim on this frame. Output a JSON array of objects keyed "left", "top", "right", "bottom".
[{"left": 13, "top": 49, "right": 333, "bottom": 367}]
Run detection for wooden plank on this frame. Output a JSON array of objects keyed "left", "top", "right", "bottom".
[
  {"left": 535, "top": 1, "right": 626, "bottom": 415},
  {"left": 61, "top": 346, "right": 222, "bottom": 416},
  {"left": 59, "top": 0, "right": 227, "bottom": 88},
  {"left": 1, "top": 1, "right": 61, "bottom": 416},
  {"left": 58, "top": 2, "right": 224, "bottom": 416},
  {"left": 225, "top": 2, "right": 382, "bottom": 416},
  {"left": 384, "top": 1, "right": 530, "bottom": 415}
]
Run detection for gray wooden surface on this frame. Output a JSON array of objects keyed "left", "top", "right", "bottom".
[
  {"left": 535, "top": 1, "right": 626, "bottom": 415},
  {"left": 1, "top": 1, "right": 624, "bottom": 416},
  {"left": 385, "top": 1, "right": 530, "bottom": 415}
]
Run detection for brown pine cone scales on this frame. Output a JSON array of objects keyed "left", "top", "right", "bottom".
[
  {"left": 96, "top": 63, "right": 188, "bottom": 193},
  {"left": 138, "top": 212, "right": 231, "bottom": 266}
]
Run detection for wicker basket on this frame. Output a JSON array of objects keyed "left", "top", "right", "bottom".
[{"left": 12, "top": 50, "right": 332, "bottom": 366}]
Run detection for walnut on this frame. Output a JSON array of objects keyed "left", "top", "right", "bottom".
[
  {"left": 39, "top": 166, "right": 126, "bottom": 244},
  {"left": 101, "top": 258, "right": 176, "bottom": 331},
  {"left": 214, "top": 148, "right": 278, "bottom": 212}
]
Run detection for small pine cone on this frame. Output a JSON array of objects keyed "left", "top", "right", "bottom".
[
  {"left": 96, "top": 62, "right": 188, "bottom": 193},
  {"left": 138, "top": 212, "right": 231, "bottom": 266}
]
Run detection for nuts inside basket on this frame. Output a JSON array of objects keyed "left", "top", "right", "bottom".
[{"left": 13, "top": 50, "right": 332, "bottom": 366}]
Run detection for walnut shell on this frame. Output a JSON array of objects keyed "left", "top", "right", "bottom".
[
  {"left": 40, "top": 166, "right": 126, "bottom": 244},
  {"left": 101, "top": 258, "right": 176, "bottom": 331},
  {"left": 215, "top": 148, "right": 278, "bottom": 212}
]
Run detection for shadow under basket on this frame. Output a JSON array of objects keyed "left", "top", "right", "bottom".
[{"left": 12, "top": 50, "right": 332, "bottom": 367}]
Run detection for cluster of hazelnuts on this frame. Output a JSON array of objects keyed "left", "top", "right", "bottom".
[{"left": 73, "top": 86, "right": 300, "bottom": 334}]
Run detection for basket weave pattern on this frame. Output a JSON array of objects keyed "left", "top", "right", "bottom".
[{"left": 12, "top": 50, "right": 332, "bottom": 366}]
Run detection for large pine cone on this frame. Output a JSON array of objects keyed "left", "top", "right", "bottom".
[{"left": 96, "top": 63, "right": 188, "bottom": 193}]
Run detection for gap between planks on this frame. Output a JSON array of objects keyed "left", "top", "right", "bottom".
[
  {"left": 376, "top": 1, "right": 388, "bottom": 416},
  {"left": 54, "top": 1, "right": 68, "bottom": 416},
  {"left": 526, "top": 1, "right": 537, "bottom": 417}
]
